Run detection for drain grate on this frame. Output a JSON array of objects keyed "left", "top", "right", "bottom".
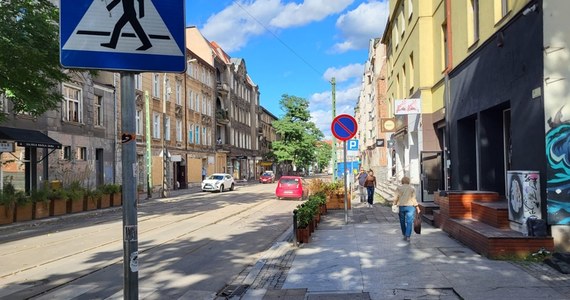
[{"left": 216, "top": 284, "right": 249, "bottom": 298}]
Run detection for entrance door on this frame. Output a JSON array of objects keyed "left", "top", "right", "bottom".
[
  {"left": 95, "top": 148, "right": 103, "bottom": 187},
  {"left": 420, "top": 151, "right": 443, "bottom": 202}
]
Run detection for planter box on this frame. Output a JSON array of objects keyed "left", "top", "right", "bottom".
[
  {"left": 0, "top": 204, "right": 14, "bottom": 225},
  {"left": 67, "top": 199, "right": 84, "bottom": 213},
  {"left": 84, "top": 197, "right": 98, "bottom": 211},
  {"left": 34, "top": 202, "right": 50, "bottom": 220},
  {"left": 326, "top": 193, "right": 351, "bottom": 210},
  {"left": 296, "top": 227, "right": 310, "bottom": 243},
  {"left": 111, "top": 192, "right": 122, "bottom": 207},
  {"left": 51, "top": 198, "right": 68, "bottom": 216},
  {"left": 15, "top": 203, "right": 33, "bottom": 222},
  {"left": 99, "top": 194, "right": 111, "bottom": 209}
]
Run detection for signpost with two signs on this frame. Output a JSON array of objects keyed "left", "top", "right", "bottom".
[{"left": 331, "top": 114, "right": 358, "bottom": 224}]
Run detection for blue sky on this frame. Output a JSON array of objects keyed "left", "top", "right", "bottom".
[{"left": 185, "top": 0, "right": 389, "bottom": 137}]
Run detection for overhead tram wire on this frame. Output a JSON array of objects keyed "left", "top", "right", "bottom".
[{"left": 232, "top": 1, "right": 324, "bottom": 77}]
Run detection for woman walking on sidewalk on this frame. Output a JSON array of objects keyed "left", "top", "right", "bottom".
[
  {"left": 394, "top": 176, "right": 420, "bottom": 241},
  {"left": 364, "top": 170, "right": 377, "bottom": 208}
]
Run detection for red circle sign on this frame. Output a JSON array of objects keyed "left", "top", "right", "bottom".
[{"left": 331, "top": 114, "right": 358, "bottom": 141}]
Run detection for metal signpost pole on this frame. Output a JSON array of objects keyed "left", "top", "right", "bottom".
[
  {"left": 343, "top": 140, "right": 348, "bottom": 224},
  {"left": 121, "top": 73, "right": 139, "bottom": 299}
]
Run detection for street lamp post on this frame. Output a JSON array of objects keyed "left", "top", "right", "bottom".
[{"left": 161, "top": 74, "right": 170, "bottom": 198}]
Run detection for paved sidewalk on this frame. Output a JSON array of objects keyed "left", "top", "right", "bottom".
[{"left": 235, "top": 200, "right": 570, "bottom": 300}]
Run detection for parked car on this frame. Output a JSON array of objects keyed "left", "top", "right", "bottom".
[
  {"left": 259, "top": 172, "right": 275, "bottom": 183},
  {"left": 275, "top": 176, "right": 308, "bottom": 200},
  {"left": 201, "top": 173, "right": 235, "bottom": 192}
]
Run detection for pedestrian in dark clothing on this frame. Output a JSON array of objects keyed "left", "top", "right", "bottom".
[
  {"left": 356, "top": 168, "right": 368, "bottom": 203},
  {"left": 364, "top": 170, "right": 377, "bottom": 208}
]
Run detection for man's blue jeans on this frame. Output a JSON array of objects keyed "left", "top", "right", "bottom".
[{"left": 398, "top": 206, "right": 416, "bottom": 237}]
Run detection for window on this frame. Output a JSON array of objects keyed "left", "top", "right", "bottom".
[
  {"left": 63, "top": 84, "right": 82, "bottom": 123},
  {"left": 195, "top": 93, "right": 200, "bottom": 113},
  {"left": 136, "top": 109, "right": 143, "bottom": 135},
  {"left": 467, "top": 0, "right": 479, "bottom": 45},
  {"left": 202, "top": 127, "right": 207, "bottom": 145},
  {"left": 77, "top": 147, "right": 87, "bottom": 160},
  {"left": 176, "top": 119, "right": 182, "bottom": 142},
  {"left": 175, "top": 80, "right": 182, "bottom": 105},
  {"left": 195, "top": 125, "right": 200, "bottom": 145},
  {"left": 94, "top": 95, "right": 103, "bottom": 126},
  {"left": 0, "top": 93, "right": 7, "bottom": 113},
  {"left": 188, "top": 90, "right": 193, "bottom": 109},
  {"left": 188, "top": 124, "right": 194, "bottom": 144},
  {"left": 408, "top": 0, "right": 413, "bottom": 19},
  {"left": 501, "top": 0, "right": 508, "bottom": 16},
  {"left": 202, "top": 95, "right": 207, "bottom": 115},
  {"left": 165, "top": 116, "right": 171, "bottom": 141},
  {"left": 153, "top": 112, "right": 160, "bottom": 139},
  {"left": 62, "top": 146, "right": 72, "bottom": 160},
  {"left": 152, "top": 74, "right": 160, "bottom": 97},
  {"left": 134, "top": 74, "right": 142, "bottom": 90},
  {"left": 165, "top": 77, "right": 170, "bottom": 101},
  {"left": 442, "top": 22, "right": 448, "bottom": 71},
  {"left": 409, "top": 53, "right": 414, "bottom": 94}
]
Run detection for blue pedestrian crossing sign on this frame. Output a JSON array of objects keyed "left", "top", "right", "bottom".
[{"left": 60, "top": 0, "right": 186, "bottom": 72}]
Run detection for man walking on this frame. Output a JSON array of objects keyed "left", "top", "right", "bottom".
[
  {"left": 356, "top": 168, "right": 367, "bottom": 203},
  {"left": 101, "top": 0, "right": 153, "bottom": 51}
]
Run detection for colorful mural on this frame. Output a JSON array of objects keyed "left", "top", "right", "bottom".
[{"left": 545, "top": 106, "right": 570, "bottom": 225}]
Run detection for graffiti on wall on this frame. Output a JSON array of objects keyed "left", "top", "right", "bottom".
[
  {"left": 507, "top": 171, "right": 541, "bottom": 227},
  {"left": 545, "top": 105, "right": 570, "bottom": 225}
]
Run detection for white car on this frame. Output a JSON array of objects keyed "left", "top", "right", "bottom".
[{"left": 201, "top": 173, "right": 235, "bottom": 192}]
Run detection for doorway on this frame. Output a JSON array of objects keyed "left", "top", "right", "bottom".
[
  {"left": 95, "top": 148, "right": 103, "bottom": 187},
  {"left": 420, "top": 151, "right": 443, "bottom": 202}
]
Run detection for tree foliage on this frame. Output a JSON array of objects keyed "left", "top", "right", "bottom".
[
  {"left": 0, "top": 0, "right": 69, "bottom": 121},
  {"left": 272, "top": 95, "right": 324, "bottom": 171},
  {"left": 315, "top": 141, "right": 332, "bottom": 172}
]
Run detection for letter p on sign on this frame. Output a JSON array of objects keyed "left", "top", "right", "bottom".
[{"left": 347, "top": 139, "right": 359, "bottom": 151}]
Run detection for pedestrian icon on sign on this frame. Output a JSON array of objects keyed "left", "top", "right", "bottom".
[{"left": 101, "top": 0, "right": 152, "bottom": 51}]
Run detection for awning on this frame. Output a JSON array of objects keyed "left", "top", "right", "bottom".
[{"left": 0, "top": 126, "right": 62, "bottom": 149}]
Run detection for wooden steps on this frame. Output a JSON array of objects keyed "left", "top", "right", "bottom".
[{"left": 433, "top": 191, "right": 554, "bottom": 259}]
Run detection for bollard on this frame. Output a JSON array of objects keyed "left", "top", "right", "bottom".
[{"left": 293, "top": 209, "right": 298, "bottom": 247}]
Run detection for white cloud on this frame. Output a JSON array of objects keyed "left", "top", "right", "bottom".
[
  {"left": 270, "top": 0, "right": 354, "bottom": 28},
  {"left": 200, "top": 0, "right": 355, "bottom": 52},
  {"left": 323, "top": 63, "right": 364, "bottom": 83},
  {"left": 201, "top": 0, "right": 282, "bottom": 52},
  {"left": 332, "top": 0, "right": 389, "bottom": 53}
]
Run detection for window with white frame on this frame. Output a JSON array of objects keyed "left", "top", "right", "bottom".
[
  {"left": 63, "top": 84, "right": 82, "bottom": 123},
  {"left": 165, "top": 116, "right": 171, "bottom": 141},
  {"left": 188, "top": 90, "right": 193, "bottom": 109},
  {"left": 202, "top": 95, "right": 207, "bottom": 115},
  {"left": 134, "top": 74, "right": 142, "bottom": 90},
  {"left": 153, "top": 74, "right": 160, "bottom": 97},
  {"left": 165, "top": 77, "right": 170, "bottom": 101},
  {"left": 176, "top": 119, "right": 182, "bottom": 142},
  {"left": 77, "top": 147, "right": 87, "bottom": 160},
  {"left": 175, "top": 80, "right": 182, "bottom": 105},
  {"left": 136, "top": 109, "right": 143, "bottom": 135},
  {"left": 153, "top": 112, "right": 160, "bottom": 139},
  {"left": 195, "top": 125, "right": 200, "bottom": 144},
  {"left": 188, "top": 123, "right": 194, "bottom": 144},
  {"left": 202, "top": 127, "right": 207, "bottom": 145},
  {"left": 61, "top": 146, "right": 72, "bottom": 160},
  {"left": 94, "top": 95, "right": 103, "bottom": 126},
  {"left": 195, "top": 93, "right": 200, "bottom": 113}
]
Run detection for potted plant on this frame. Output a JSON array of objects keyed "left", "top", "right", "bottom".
[
  {"left": 31, "top": 186, "right": 51, "bottom": 220},
  {"left": 0, "top": 184, "right": 16, "bottom": 225},
  {"left": 48, "top": 187, "right": 68, "bottom": 216},
  {"left": 14, "top": 190, "right": 33, "bottom": 222},
  {"left": 295, "top": 205, "right": 312, "bottom": 243},
  {"left": 84, "top": 188, "right": 102, "bottom": 211},
  {"left": 98, "top": 185, "right": 112, "bottom": 209},
  {"left": 106, "top": 184, "right": 122, "bottom": 207},
  {"left": 66, "top": 182, "right": 84, "bottom": 213}
]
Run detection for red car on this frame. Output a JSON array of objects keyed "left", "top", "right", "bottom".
[
  {"left": 259, "top": 172, "right": 275, "bottom": 183},
  {"left": 275, "top": 176, "right": 308, "bottom": 200}
]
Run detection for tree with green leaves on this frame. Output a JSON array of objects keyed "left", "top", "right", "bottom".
[
  {"left": 272, "top": 94, "right": 324, "bottom": 173},
  {"left": 0, "top": 0, "right": 69, "bottom": 121},
  {"left": 315, "top": 141, "right": 332, "bottom": 172}
]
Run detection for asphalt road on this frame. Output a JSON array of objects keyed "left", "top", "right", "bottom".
[{"left": 0, "top": 182, "right": 300, "bottom": 299}]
